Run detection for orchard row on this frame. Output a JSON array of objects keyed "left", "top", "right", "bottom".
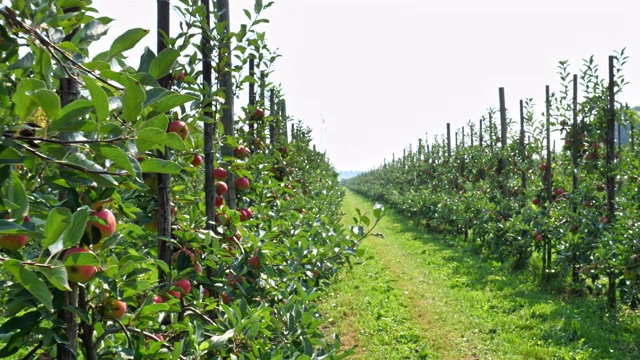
[
  {"left": 0, "top": 1, "right": 379, "bottom": 359},
  {"left": 346, "top": 51, "right": 640, "bottom": 311}
]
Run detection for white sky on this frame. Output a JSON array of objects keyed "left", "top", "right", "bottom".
[{"left": 91, "top": 0, "right": 640, "bottom": 172}]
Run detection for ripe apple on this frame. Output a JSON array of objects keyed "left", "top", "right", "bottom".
[
  {"left": 554, "top": 189, "right": 564, "bottom": 196},
  {"left": 253, "top": 108, "right": 265, "bottom": 120},
  {"left": 236, "top": 177, "right": 250, "bottom": 191},
  {"left": 248, "top": 255, "right": 260, "bottom": 269},
  {"left": 167, "top": 120, "right": 188, "bottom": 140},
  {"left": 173, "top": 71, "right": 185, "bottom": 81},
  {"left": 171, "top": 249, "right": 195, "bottom": 267},
  {"left": 600, "top": 216, "right": 609, "bottom": 224},
  {"left": 101, "top": 297, "right": 127, "bottom": 319},
  {"left": 0, "top": 215, "right": 30, "bottom": 251},
  {"left": 239, "top": 209, "right": 249, "bottom": 222},
  {"left": 215, "top": 196, "right": 224, "bottom": 208},
  {"left": 152, "top": 295, "right": 164, "bottom": 304},
  {"left": 215, "top": 213, "right": 229, "bottom": 226},
  {"left": 538, "top": 163, "right": 547, "bottom": 172},
  {"left": 532, "top": 198, "right": 541, "bottom": 206},
  {"left": 234, "top": 146, "right": 250, "bottom": 159},
  {"left": 221, "top": 292, "right": 233, "bottom": 304},
  {"left": 63, "top": 247, "right": 98, "bottom": 283},
  {"left": 174, "top": 279, "right": 191, "bottom": 296},
  {"left": 277, "top": 146, "right": 288, "bottom": 155},
  {"left": 244, "top": 208, "right": 253, "bottom": 219},
  {"left": 213, "top": 167, "right": 228, "bottom": 180},
  {"left": 86, "top": 209, "right": 116, "bottom": 242},
  {"left": 216, "top": 181, "right": 228, "bottom": 195},
  {"left": 191, "top": 154, "right": 203, "bottom": 167}
]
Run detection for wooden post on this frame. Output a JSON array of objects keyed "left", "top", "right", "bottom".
[
  {"left": 544, "top": 85, "right": 552, "bottom": 275},
  {"left": 519, "top": 99, "right": 526, "bottom": 190},
  {"left": 606, "top": 55, "right": 617, "bottom": 308},
  {"left": 571, "top": 75, "right": 579, "bottom": 201},
  {"left": 269, "top": 89, "right": 276, "bottom": 145},
  {"left": 499, "top": 88, "right": 508, "bottom": 197},
  {"left": 202, "top": 0, "right": 216, "bottom": 241},
  {"left": 156, "top": 0, "right": 172, "bottom": 280},
  {"left": 446, "top": 123, "right": 451, "bottom": 159},
  {"left": 248, "top": 57, "right": 256, "bottom": 138},
  {"left": 217, "top": 0, "right": 236, "bottom": 210},
  {"left": 281, "top": 99, "right": 288, "bottom": 143},
  {"left": 479, "top": 117, "right": 484, "bottom": 148}
]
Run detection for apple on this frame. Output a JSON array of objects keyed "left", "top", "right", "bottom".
[
  {"left": 239, "top": 209, "right": 249, "bottom": 222},
  {"left": 167, "top": 120, "right": 188, "bottom": 140},
  {"left": 244, "top": 208, "right": 253, "bottom": 219},
  {"left": 101, "top": 297, "right": 127, "bottom": 319},
  {"left": 234, "top": 146, "right": 250, "bottom": 159},
  {"left": 191, "top": 154, "right": 203, "bottom": 167},
  {"left": 0, "top": 215, "right": 30, "bottom": 251},
  {"left": 596, "top": 184, "right": 605, "bottom": 192},
  {"left": 152, "top": 295, "right": 164, "bottom": 304},
  {"left": 253, "top": 108, "right": 265, "bottom": 120},
  {"left": 215, "top": 213, "right": 229, "bottom": 226},
  {"left": 215, "top": 196, "right": 224, "bottom": 208},
  {"left": 600, "top": 216, "right": 609, "bottom": 224},
  {"left": 538, "top": 163, "right": 547, "bottom": 172},
  {"left": 174, "top": 279, "right": 191, "bottom": 296},
  {"left": 236, "top": 177, "right": 250, "bottom": 191},
  {"left": 193, "top": 262, "right": 203, "bottom": 274},
  {"left": 248, "top": 255, "right": 260, "bottom": 269},
  {"left": 532, "top": 198, "right": 541, "bottom": 206},
  {"left": 213, "top": 167, "right": 228, "bottom": 180},
  {"left": 216, "top": 181, "right": 228, "bottom": 195},
  {"left": 173, "top": 71, "right": 185, "bottom": 81},
  {"left": 86, "top": 209, "right": 116, "bottom": 242},
  {"left": 554, "top": 189, "right": 564, "bottom": 196},
  {"left": 171, "top": 249, "right": 195, "bottom": 266},
  {"left": 221, "top": 292, "right": 233, "bottom": 304},
  {"left": 277, "top": 146, "right": 288, "bottom": 155},
  {"left": 63, "top": 247, "right": 98, "bottom": 283}
]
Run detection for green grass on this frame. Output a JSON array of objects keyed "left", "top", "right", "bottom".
[{"left": 319, "top": 189, "right": 640, "bottom": 359}]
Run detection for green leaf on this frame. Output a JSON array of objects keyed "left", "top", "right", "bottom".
[
  {"left": 136, "top": 127, "right": 187, "bottom": 153},
  {"left": 109, "top": 28, "right": 150, "bottom": 58},
  {"left": 208, "top": 329, "right": 235, "bottom": 350},
  {"left": 120, "top": 74, "right": 146, "bottom": 122},
  {"left": 30, "top": 89, "right": 60, "bottom": 119},
  {"left": 79, "top": 19, "right": 110, "bottom": 43},
  {"left": 3, "top": 259, "right": 53, "bottom": 310},
  {"left": 8, "top": 172, "right": 28, "bottom": 220},
  {"left": 140, "top": 158, "right": 182, "bottom": 175},
  {"left": 137, "top": 47, "right": 156, "bottom": 73},
  {"left": 138, "top": 114, "right": 168, "bottom": 132},
  {"left": 63, "top": 251, "right": 100, "bottom": 267},
  {"left": 49, "top": 100, "right": 94, "bottom": 131},
  {"left": 7, "top": 52, "right": 34, "bottom": 70},
  {"left": 90, "top": 143, "right": 135, "bottom": 175},
  {"left": 149, "top": 48, "right": 180, "bottom": 79},
  {"left": 0, "top": 310, "right": 40, "bottom": 336},
  {"left": 81, "top": 75, "right": 109, "bottom": 123},
  {"left": 12, "top": 78, "right": 46, "bottom": 120},
  {"left": 360, "top": 215, "right": 371, "bottom": 227},
  {"left": 0, "top": 145, "right": 24, "bottom": 164},
  {"left": 63, "top": 207, "right": 89, "bottom": 248},
  {"left": 34, "top": 262, "right": 71, "bottom": 291},
  {"left": 66, "top": 153, "right": 118, "bottom": 187},
  {"left": 42, "top": 207, "right": 72, "bottom": 249},
  {"left": 146, "top": 91, "right": 197, "bottom": 118}
]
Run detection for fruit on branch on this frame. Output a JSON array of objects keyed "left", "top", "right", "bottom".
[
  {"left": 215, "top": 196, "right": 224, "bottom": 208},
  {"left": 86, "top": 209, "right": 116, "bottom": 242},
  {"left": 174, "top": 279, "right": 191, "bottom": 297},
  {"left": 248, "top": 255, "right": 260, "bottom": 269},
  {"left": 215, "top": 213, "right": 229, "bottom": 226},
  {"left": 173, "top": 71, "right": 185, "bottom": 81},
  {"left": 101, "top": 297, "right": 127, "bottom": 319},
  {"left": 537, "top": 163, "right": 547, "bottom": 172},
  {"left": 152, "top": 295, "right": 164, "bottom": 304},
  {"left": 277, "top": 146, "right": 288, "bottom": 155},
  {"left": 191, "top": 154, "right": 203, "bottom": 167},
  {"left": 236, "top": 177, "right": 250, "bottom": 191},
  {"left": 532, "top": 198, "right": 541, "bottom": 206},
  {"left": 252, "top": 108, "right": 265, "bottom": 120},
  {"left": 63, "top": 247, "right": 98, "bottom": 283},
  {"left": 213, "top": 167, "right": 228, "bottom": 180},
  {"left": 0, "top": 215, "right": 30, "bottom": 251},
  {"left": 216, "top": 181, "right": 228, "bottom": 195},
  {"left": 234, "top": 146, "right": 251, "bottom": 159},
  {"left": 168, "top": 120, "right": 188, "bottom": 140}
]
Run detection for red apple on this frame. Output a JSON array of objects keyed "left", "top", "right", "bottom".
[
  {"left": 86, "top": 209, "right": 116, "bottom": 242},
  {"left": 174, "top": 279, "right": 191, "bottom": 296},
  {"left": 0, "top": 215, "right": 30, "bottom": 251},
  {"left": 171, "top": 249, "right": 195, "bottom": 267},
  {"left": 63, "top": 247, "right": 98, "bottom": 283},
  {"left": 213, "top": 167, "right": 228, "bottom": 180},
  {"left": 216, "top": 181, "right": 228, "bottom": 195},
  {"left": 253, "top": 108, "right": 265, "bottom": 120},
  {"left": 239, "top": 209, "right": 249, "bottom": 222},
  {"left": 173, "top": 71, "right": 185, "bottom": 81},
  {"left": 215, "top": 196, "right": 224, "bottom": 208},
  {"left": 152, "top": 295, "right": 164, "bottom": 304},
  {"left": 277, "top": 146, "right": 288, "bottom": 155},
  {"left": 236, "top": 177, "right": 250, "bottom": 191},
  {"left": 191, "top": 154, "right": 203, "bottom": 167},
  {"left": 244, "top": 208, "right": 253, "bottom": 219},
  {"left": 538, "top": 163, "right": 547, "bottom": 172},
  {"left": 234, "top": 146, "right": 250, "bottom": 159},
  {"left": 215, "top": 213, "right": 229, "bottom": 226},
  {"left": 221, "top": 292, "right": 233, "bottom": 304},
  {"left": 248, "top": 255, "right": 260, "bottom": 269},
  {"left": 532, "top": 198, "right": 541, "bottom": 206},
  {"left": 167, "top": 120, "right": 188, "bottom": 140},
  {"left": 101, "top": 297, "right": 127, "bottom": 319}
]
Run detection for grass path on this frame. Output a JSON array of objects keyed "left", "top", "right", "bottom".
[{"left": 318, "top": 189, "right": 640, "bottom": 359}]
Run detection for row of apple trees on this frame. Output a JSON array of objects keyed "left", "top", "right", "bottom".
[
  {"left": 0, "top": 0, "right": 382, "bottom": 359},
  {"left": 345, "top": 51, "right": 640, "bottom": 311}
]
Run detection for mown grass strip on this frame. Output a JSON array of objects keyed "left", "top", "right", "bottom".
[{"left": 321, "top": 189, "right": 640, "bottom": 359}]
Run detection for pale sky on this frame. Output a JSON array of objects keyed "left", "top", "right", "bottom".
[{"left": 92, "top": 0, "right": 640, "bottom": 172}]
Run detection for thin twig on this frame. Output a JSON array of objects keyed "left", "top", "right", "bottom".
[
  {"left": 4, "top": 133, "right": 128, "bottom": 145},
  {"left": 22, "top": 144, "right": 127, "bottom": 176}
]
